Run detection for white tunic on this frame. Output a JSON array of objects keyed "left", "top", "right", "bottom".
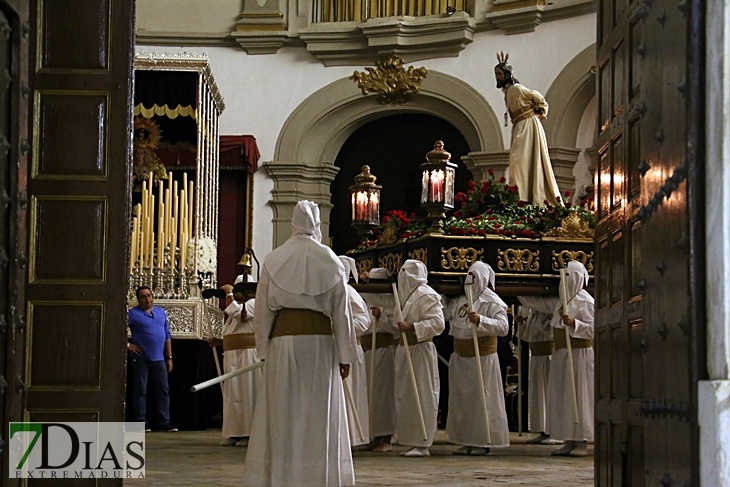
[
  {"left": 222, "top": 299, "right": 261, "bottom": 438},
  {"left": 395, "top": 287, "right": 445, "bottom": 447},
  {"left": 360, "top": 302, "right": 398, "bottom": 438},
  {"left": 243, "top": 254, "right": 356, "bottom": 487},
  {"left": 345, "top": 285, "right": 371, "bottom": 446},
  {"left": 519, "top": 295, "right": 594, "bottom": 442},
  {"left": 503, "top": 83, "right": 562, "bottom": 206},
  {"left": 444, "top": 294, "right": 510, "bottom": 448},
  {"left": 516, "top": 306, "right": 554, "bottom": 434}
]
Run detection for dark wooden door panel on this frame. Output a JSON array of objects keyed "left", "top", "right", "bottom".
[{"left": 596, "top": 0, "right": 701, "bottom": 482}]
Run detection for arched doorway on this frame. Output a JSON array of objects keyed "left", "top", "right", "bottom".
[{"left": 329, "top": 114, "right": 473, "bottom": 256}]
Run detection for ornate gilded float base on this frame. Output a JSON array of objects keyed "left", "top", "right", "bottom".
[
  {"left": 552, "top": 250, "right": 594, "bottom": 272},
  {"left": 127, "top": 298, "right": 224, "bottom": 339},
  {"left": 440, "top": 246, "right": 484, "bottom": 270},
  {"left": 497, "top": 248, "right": 540, "bottom": 272}
]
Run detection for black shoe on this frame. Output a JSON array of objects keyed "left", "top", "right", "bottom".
[{"left": 158, "top": 424, "right": 178, "bottom": 432}]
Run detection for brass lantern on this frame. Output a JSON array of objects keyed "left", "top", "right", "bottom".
[
  {"left": 349, "top": 165, "right": 382, "bottom": 239},
  {"left": 420, "top": 140, "right": 457, "bottom": 233}
]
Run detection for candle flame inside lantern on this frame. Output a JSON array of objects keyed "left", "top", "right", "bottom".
[
  {"left": 430, "top": 169, "right": 445, "bottom": 202},
  {"left": 356, "top": 191, "right": 368, "bottom": 221}
]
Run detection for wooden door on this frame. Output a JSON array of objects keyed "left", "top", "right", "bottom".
[
  {"left": 595, "top": 0, "right": 704, "bottom": 483},
  {"left": 0, "top": 0, "right": 30, "bottom": 482},
  {"left": 9, "top": 0, "right": 134, "bottom": 485}
]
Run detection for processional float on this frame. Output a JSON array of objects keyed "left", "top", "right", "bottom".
[{"left": 128, "top": 52, "right": 226, "bottom": 339}]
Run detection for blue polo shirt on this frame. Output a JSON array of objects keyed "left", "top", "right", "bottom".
[{"left": 128, "top": 305, "right": 171, "bottom": 362}]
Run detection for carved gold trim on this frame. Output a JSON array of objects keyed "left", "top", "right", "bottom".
[
  {"left": 440, "top": 247, "right": 484, "bottom": 270},
  {"left": 408, "top": 248, "right": 428, "bottom": 266},
  {"left": 350, "top": 55, "right": 427, "bottom": 105},
  {"left": 551, "top": 250, "right": 595, "bottom": 273},
  {"left": 379, "top": 226, "right": 398, "bottom": 245},
  {"left": 356, "top": 257, "right": 373, "bottom": 275},
  {"left": 543, "top": 212, "right": 595, "bottom": 239},
  {"left": 26, "top": 301, "right": 106, "bottom": 391},
  {"left": 497, "top": 248, "right": 541, "bottom": 272},
  {"left": 378, "top": 253, "right": 403, "bottom": 274}
]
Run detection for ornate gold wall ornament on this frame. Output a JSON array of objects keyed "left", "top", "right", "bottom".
[
  {"left": 408, "top": 248, "right": 428, "bottom": 265},
  {"left": 356, "top": 258, "right": 373, "bottom": 275},
  {"left": 543, "top": 212, "right": 595, "bottom": 239},
  {"left": 350, "top": 55, "right": 428, "bottom": 105},
  {"left": 440, "top": 247, "right": 484, "bottom": 270},
  {"left": 552, "top": 250, "right": 595, "bottom": 273},
  {"left": 379, "top": 226, "right": 398, "bottom": 245},
  {"left": 497, "top": 248, "right": 541, "bottom": 272},
  {"left": 378, "top": 253, "right": 403, "bottom": 274}
]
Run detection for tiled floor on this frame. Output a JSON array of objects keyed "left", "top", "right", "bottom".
[{"left": 134, "top": 430, "right": 593, "bottom": 486}]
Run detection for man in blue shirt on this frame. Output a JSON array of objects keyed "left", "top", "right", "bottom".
[{"left": 128, "top": 286, "right": 177, "bottom": 432}]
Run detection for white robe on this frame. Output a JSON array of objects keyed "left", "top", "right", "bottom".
[
  {"left": 444, "top": 294, "right": 510, "bottom": 448},
  {"left": 393, "top": 287, "right": 445, "bottom": 447},
  {"left": 345, "top": 285, "right": 371, "bottom": 446},
  {"left": 504, "top": 83, "right": 562, "bottom": 206},
  {"left": 516, "top": 306, "right": 554, "bottom": 434},
  {"left": 519, "top": 295, "right": 594, "bottom": 442},
  {"left": 222, "top": 299, "right": 261, "bottom": 438},
  {"left": 360, "top": 303, "right": 397, "bottom": 438},
  {"left": 243, "top": 262, "right": 356, "bottom": 487}
]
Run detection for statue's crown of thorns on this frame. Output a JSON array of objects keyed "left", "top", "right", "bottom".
[{"left": 496, "top": 51, "right": 509, "bottom": 64}]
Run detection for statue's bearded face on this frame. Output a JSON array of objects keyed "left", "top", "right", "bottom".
[{"left": 495, "top": 67, "right": 509, "bottom": 88}]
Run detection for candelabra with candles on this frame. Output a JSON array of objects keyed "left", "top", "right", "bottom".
[
  {"left": 128, "top": 171, "right": 195, "bottom": 300},
  {"left": 420, "top": 140, "right": 457, "bottom": 234},
  {"left": 349, "top": 165, "right": 382, "bottom": 239}
]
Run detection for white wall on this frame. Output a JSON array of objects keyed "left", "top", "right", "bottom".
[
  {"left": 573, "top": 95, "right": 597, "bottom": 203},
  {"left": 137, "top": 11, "right": 596, "bottom": 262}
]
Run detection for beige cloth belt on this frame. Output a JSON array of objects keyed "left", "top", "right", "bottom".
[
  {"left": 270, "top": 309, "right": 332, "bottom": 338},
  {"left": 357, "top": 336, "right": 361, "bottom": 346},
  {"left": 453, "top": 336, "right": 498, "bottom": 357},
  {"left": 223, "top": 333, "right": 256, "bottom": 351},
  {"left": 554, "top": 332, "right": 593, "bottom": 349},
  {"left": 529, "top": 340, "right": 555, "bottom": 356},
  {"left": 510, "top": 105, "right": 537, "bottom": 124},
  {"left": 398, "top": 329, "right": 432, "bottom": 347},
  {"left": 361, "top": 332, "right": 397, "bottom": 352}
]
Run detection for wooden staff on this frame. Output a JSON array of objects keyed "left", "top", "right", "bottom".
[
  {"left": 515, "top": 305, "right": 523, "bottom": 436},
  {"left": 368, "top": 317, "right": 377, "bottom": 439},
  {"left": 392, "top": 282, "right": 428, "bottom": 442},
  {"left": 202, "top": 298, "right": 223, "bottom": 390},
  {"left": 191, "top": 362, "right": 264, "bottom": 392},
  {"left": 344, "top": 376, "right": 365, "bottom": 443},
  {"left": 437, "top": 353, "right": 450, "bottom": 367},
  {"left": 465, "top": 280, "right": 491, "bottom": 444},
  {"left": 560, "top": 268, "right": 580, "bottom": 425}
]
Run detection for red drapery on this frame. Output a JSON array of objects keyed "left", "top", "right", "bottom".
[{"left": 219, "top": 135, "right": 260, "bottom": 173}]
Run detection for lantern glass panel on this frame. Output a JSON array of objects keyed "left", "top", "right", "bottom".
[
  {"left": 369, "top": 191, "right": 380, "bottom": 224},
  {"left": 445, "top": 167, "right": 455, "bottom": 207},
  {"left": 351, "top": 192, "right": 356, "bottom": 220},
  {"left": 421, "top": 170, "right": 429, "bottom": 204}
]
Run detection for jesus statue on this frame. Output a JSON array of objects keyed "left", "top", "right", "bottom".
[{"left": 495, "top": 52, "right": 562, "bottom": 207}]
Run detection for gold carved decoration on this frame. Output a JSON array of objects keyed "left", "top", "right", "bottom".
[
  {"left": 497, "top": 248, "right": 541, "bottom": 272},
  {"left": 552, "top": 250, "right": 595, "bottom": 273},
  {"left": 543, "top": 212, "right": 595, "bottom": 239},
  {"left": 350, "top": 55, "right": 427, "bottom": 105},
  {"left": 440, "top": 247, "right": 484, "bottom": 271},
  {"left": 408, "top": 248, "right": 428, "bottom": 266},
  {"left": 356, "top": 258, "right": 373, "bottom": 275},
  {"left": 379, "top": 226, "right": 398, "bottom": 245},
  {"left": 132, "top": 117, "right": 168, "bottom": 191},
  {"left": 378, "top": 253, "right": 403, "bottom": 274}
]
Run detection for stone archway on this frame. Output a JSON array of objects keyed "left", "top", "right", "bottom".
[
  {"left": 542, "top": 44, "right": 597, "bottom": 194},
  {"left": 266, "top": 71, "right": 504, "bottom": 248}
]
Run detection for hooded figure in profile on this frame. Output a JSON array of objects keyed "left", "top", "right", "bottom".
[{"left": 243, "top": 200, "right": 357, "bottom": 487}]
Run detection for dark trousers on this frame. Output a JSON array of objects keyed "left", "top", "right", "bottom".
[{"left": 130, "top": 354, "right": 171, "bottom": 427}]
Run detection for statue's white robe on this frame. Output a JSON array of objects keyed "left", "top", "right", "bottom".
[
  {"left": 360, "top": 303, "right": 398, "bottom": 438},
  {"left": 444, "top": 294, "right": 510, "bottom": 448},
  {"left": 345, "top": 285, "right": 371, "bottom": 446},
  {"left": 221, "top": 299, "right": 261, "bottom": 438},
  {"left": 504, "top": 83, "right": 562, "bottom": 206},
  {"left": 243, "top": 258, "right": 356, "bottom": 487},
  {"left": 516, "top": 306, "right": 555, "bottom": 434},
  {"left": 519, "top": 295, "right": 594, "bottom": 442}
]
